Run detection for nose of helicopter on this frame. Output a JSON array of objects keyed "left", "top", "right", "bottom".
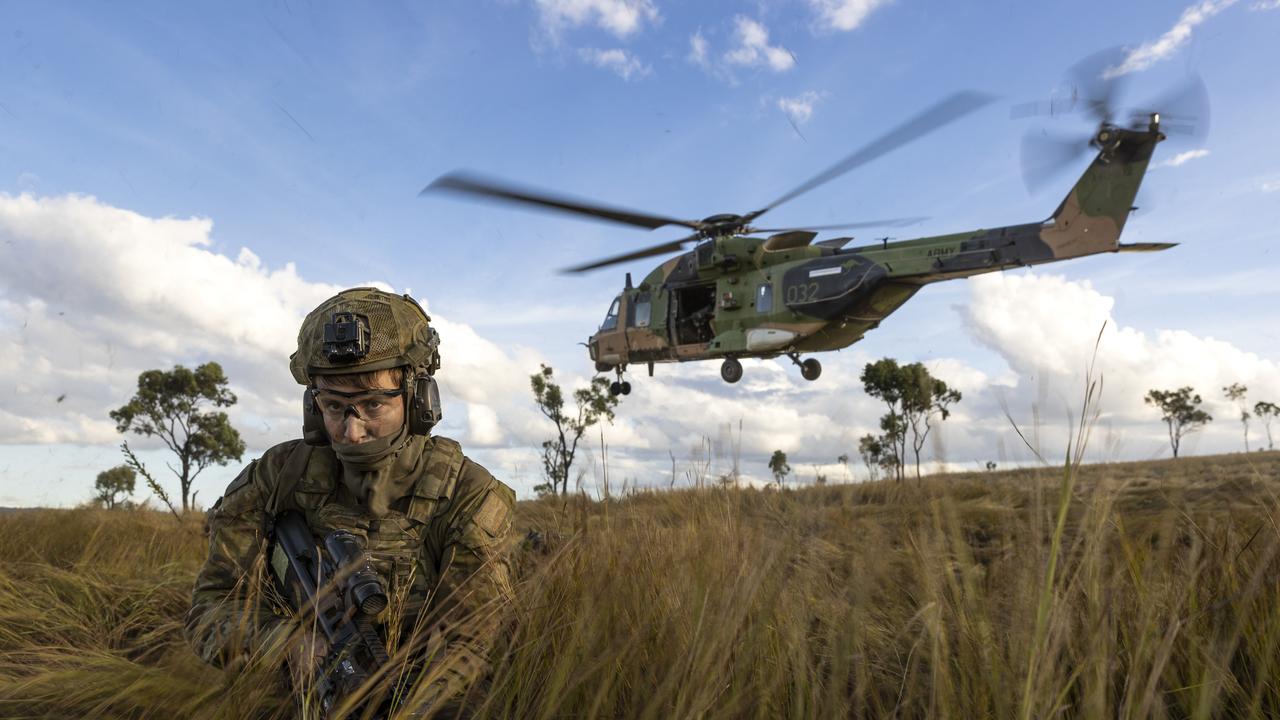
[{"left": 586, "top": 333, "right": 617, "bottom": 373}]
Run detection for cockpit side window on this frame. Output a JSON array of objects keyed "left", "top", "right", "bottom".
[
  {"left": 756, "top": 283, "right": 773, "bottom": 313},
  {"left": 628, "top": 292, "right": 651, "bottom": 328},
  {"left": 601, "top": 296, "right": 620, "bottom": 331}
]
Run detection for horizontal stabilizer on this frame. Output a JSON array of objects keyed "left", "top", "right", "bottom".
[{"left": 1117, "top": 242, "right": 1178, "bottom": 252}]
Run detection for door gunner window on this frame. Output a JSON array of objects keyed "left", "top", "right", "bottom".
[
  {"left": 601, "top": 296, "right": 620, "bottom": 331},
  {"left": 756, "top": 283, "right": 773, "bottom": 313}
]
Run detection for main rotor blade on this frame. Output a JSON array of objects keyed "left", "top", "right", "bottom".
[
  {"left": 1010, "top": 96, "right": 1080, "bottom": 120},
  {"left": 1021, "top": 131, "right": 1091, "bottom": 194},
  {"left": 1067, "top": 46, "right": 1130, "bottom": 125},
  {"left": 749, "top": 90, "right": 996, "bottom": 220},
  {"left": 560, "top": 233, "right": 699, "bottom": 274},
  {"left": 750, "top": 216, "right": 928, "bottom": 233},
  {"left": 423, "top": 171, "right": 702, "bottom": 231}
]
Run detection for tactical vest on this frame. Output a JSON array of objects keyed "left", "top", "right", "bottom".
[{"left": 266, "top": 436, "right": 467, "bottom": 626}]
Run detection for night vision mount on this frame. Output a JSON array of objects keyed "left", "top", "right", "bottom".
[{"left": 323, "top": 312, "right": 371, "bottom": 363}]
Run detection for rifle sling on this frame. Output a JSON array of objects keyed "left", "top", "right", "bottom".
[{"left": 269, "top": 441, "right": 315, "bottom": 517}]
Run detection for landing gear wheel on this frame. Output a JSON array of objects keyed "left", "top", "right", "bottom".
[
  {"left": 721, "top": 358, "right": 743, "bottom": 384},
  {"left": 800, "top": 358, "right": 822, "bottom": 381},
  {"left": 609, "top": 366, "right": 630, "bottom": 396}
]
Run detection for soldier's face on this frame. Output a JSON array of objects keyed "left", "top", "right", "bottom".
[{"left": 314, "top": 372, "right": 406, "bottom": 445}]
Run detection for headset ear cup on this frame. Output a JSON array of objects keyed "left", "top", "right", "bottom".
[
  {"left": 302, "top": 388, "right": 330, "bottom": 446},
  {"left": 408, "top": 375, "right": 441, "bottom": 435}
]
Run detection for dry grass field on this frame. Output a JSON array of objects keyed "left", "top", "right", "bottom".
[{"left": 1, "top": 450, "right": 1279, "bottom": 719}]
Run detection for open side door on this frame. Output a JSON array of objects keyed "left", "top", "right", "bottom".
[{"left": 668, "top": 282, "right": 717, "bottom": 348}]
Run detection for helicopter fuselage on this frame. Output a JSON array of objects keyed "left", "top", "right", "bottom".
[{"left": 588, "top": 122, "right": 1163, "bottom": 380}]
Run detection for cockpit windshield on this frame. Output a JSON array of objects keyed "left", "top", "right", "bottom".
[{"left": 601, "top": 296, "right": 620, "bottom": 331}]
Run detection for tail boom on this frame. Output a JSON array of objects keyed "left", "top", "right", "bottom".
[{"left": 881, "top": 123, "right": 1164, "bottom": 285}]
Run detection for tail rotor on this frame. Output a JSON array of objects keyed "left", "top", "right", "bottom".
[{"left": 1013, "top": 47, "right": 1210, "bottom": 194}]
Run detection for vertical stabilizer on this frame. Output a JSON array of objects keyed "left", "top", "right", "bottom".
[{"left": 1039, "top": 127, "right": 1160, "bottom": 259}]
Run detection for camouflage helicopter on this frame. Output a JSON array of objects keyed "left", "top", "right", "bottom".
[{"left": 426, "top": 50, "right": 1206, "bottom": 395}]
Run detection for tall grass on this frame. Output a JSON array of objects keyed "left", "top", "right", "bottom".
[{"left": 1, "top": 451, "right": 1279, "bottom": 718}]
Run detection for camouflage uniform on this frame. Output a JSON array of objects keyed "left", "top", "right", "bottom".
[
  {"left": 183, "top": 287, "right": 516, "bottom": 709},
  {"left": 185, "top": 436, "right": 514, "bottom": 684}
]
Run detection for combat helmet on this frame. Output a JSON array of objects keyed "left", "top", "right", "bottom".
[{"left": 290, "top": 287, "right": 442, "bottom": 445}]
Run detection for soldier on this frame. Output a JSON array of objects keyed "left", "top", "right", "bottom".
[{"left": 185, "top": 287, "right": 516, "bottom": 715}]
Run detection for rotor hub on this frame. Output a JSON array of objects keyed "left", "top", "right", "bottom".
[
  {"left": 700, "top": 213, "right": 748, "bottom": 234},
  {"left": 1091, "top": 125, "right": 1122, "bottom": 152}
]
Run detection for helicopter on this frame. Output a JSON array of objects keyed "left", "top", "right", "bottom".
[{"left": 425, "top": 50, "right": 1206, "bottom": 396}]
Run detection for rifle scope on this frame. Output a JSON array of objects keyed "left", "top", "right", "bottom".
[{"left": 324, "top": 530, "right": 389, "bottom": 616}]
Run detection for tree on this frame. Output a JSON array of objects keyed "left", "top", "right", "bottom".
[
  {"left": 530, "top": 364, "right": 619, "bottom": 496},
  {"left": 110, "top": 362, "right": 245, "bottom": 512},
  {"left": 1254, "top": 401, "right": 1278, "bottom": 451},
  {"left": 767, "top": 450, "right": 790, "bottom": 486},
  {"left": 1145, "top": 387, "right": 1212, "bottom": 458},
  {"left": 812, "top": 464, "right": 827, "bottom": 486},
  {"left": 900, "top": 364, "right": 961, "bottom": 482},
  {"left": 860, "top": 359, "right": 962, "bottom": 482},
  {"left": 877, "top": 413, "right": 906, "bottom": 481},
  {"left": 94, "top": 465, "right": 136, "bottom": 509},
  {"left": 860, "top": 361, "right": 906, "bottom": 482},
  {"left": 836, "top": 453, "right": 850, "bottom": 482},
  {"left": 1223, "top": 383, "right": 1251, "bottom": 451},
  {"left": 857, "top": 433, "right": 891, "bottom": 482}
]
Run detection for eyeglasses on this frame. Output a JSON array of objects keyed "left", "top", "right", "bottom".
[{"left": 311, "top": 387, "right": 405, "bottom": 422}]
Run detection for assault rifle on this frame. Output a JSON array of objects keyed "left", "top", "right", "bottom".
[{"left": 269, "top": 510, "right": 392, "bottom": 718}]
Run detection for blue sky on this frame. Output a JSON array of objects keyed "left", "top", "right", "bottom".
[{"left": 2, "top": 0, "right": 1279, "bottom": 506}]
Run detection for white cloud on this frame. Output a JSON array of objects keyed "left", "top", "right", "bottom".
[
  {"left": 466, "top": 403, "right": 504, "bottom": 445},
  {"left": 807, "top": 0, "right": 893, "bottom": 31},
  {"left": 578, "top": 47, "right": 651, "bottom": 80},
  {"left": 534, "top": 0, "right": 659, "bottom": 39},
  {"left": 0, "top": 193, "right": 332, "bottom": 447},
  {"left": 724, "top": 17, "right": 795, "bottom": 73},
  {"left": 1, "top": 193, "right": 918, "bottom": 500},
  {"left": 688, "top": 31, "right": 709, "bottom": 68},
  {"left": 1155, "top": 148, "right": 1210, "bottom": 168},
  {"left": 685, "top": 29, "right": 736, "bottom": 84},
  {"left": 1106, "top": 0, "right": 1238, "bottom": 77},
  {"left": 439, "top": 300, "right": 601, "bottom": 329},
  {"left": 10, "top": 196, "right": 1278, "bottom": 503},
  {"left": 778, "top": 91, "right": 825, "bottom": 125},
  {"left": 1252, "top": 0, "right": 1280, "bottom": 8},
  {"left": 0, "top": 192, "right": 553, "bottom": 496},
  {"left": 960, "top": 271, "right": 1280, "bottom": 457},
  {"left": 1261, "top": 179, "right": 1280, "bottom": 192}
]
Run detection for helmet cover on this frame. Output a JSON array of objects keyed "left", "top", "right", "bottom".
[{"left": 290, "top": 287, "right": 440, "bottom": 385}]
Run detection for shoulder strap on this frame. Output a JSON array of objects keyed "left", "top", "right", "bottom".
[
  {"left": 406, "top": 436, "right": 465, "bottom": 522},
  {"left": 267, "top": 441, "right": 315, "bottom": 516}
]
